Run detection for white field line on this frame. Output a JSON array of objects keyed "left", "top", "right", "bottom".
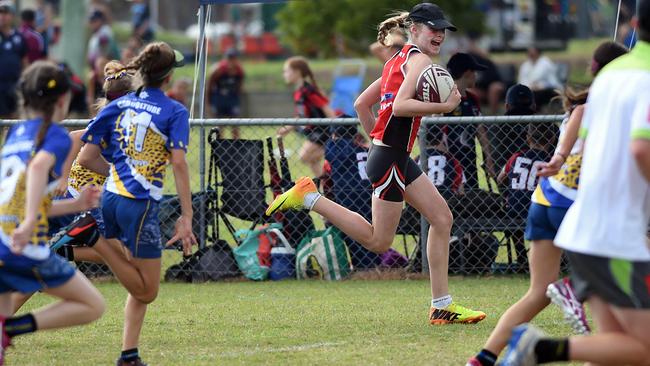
[{"left": 218, "top": 341, "right": 346, "bottom": 358}]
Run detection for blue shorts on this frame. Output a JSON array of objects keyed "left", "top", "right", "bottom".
[
  {"left": 0, "top": 251, "right": 76, "bottom": 294},
  {"left": 524, "top": 202, "right": 569, "bottom": 241},
  {"left": 102, "top": 191, "right": 163, "bottom": 259}
]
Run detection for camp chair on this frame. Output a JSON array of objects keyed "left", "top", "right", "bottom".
[
  {"left": 329, "top": 59, "right": 367, "bottom": 117},
  {"left": 207, "top": 128, "right": 269, "bottom": 243},
  {"left": 396, "top": 204, "right": 423, "bottom": 271}
]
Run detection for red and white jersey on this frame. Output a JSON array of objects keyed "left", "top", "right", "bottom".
[{"left": 371, "top": 44, "right": 422, "bottom": 152}]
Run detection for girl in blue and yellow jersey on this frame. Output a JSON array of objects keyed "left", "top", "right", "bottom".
[
  {"left": 47, "top": 61, "right": 135, "bottom": 263},
  {"left": 78, "top": 42, "right": 196, "bottom": 366},
  {"left": 9, "top": 61, "right": 135, "bottom": 315},
  {"left": 467, "top": 41, "right": 629, "bottom": 366},
  {"left": 0, "top": 61, "right": 105, "bottom": 364}
]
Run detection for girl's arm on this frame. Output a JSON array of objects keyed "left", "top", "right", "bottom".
[
  {"left": 497, "top": 167, "right": 508, "bottom": 184},
  {"left": 167, "top": 149, "right": 198, "bottom": 255},
  {"left": 321, "top": 104, "right": 338, "bottom": 119},
  {"left": 86, "top": 72, "right": 96, "bottom": 109},
  {"left": 11, "top": 152, "right": 54, "bottom": 253},
  {"left": 277, "top": 125, "right": 296, "bottom": 137},
  {"left": 538, "top": 104, "right": 584, "bottom": 177},
  {"left": 393, "top": 53, "right": 461, "bottom": 117},
  {"left": 354, "top": 78, "right": 381, "bottom": 136},
  {"left": 77, "top": 143, "right": 110, "bottom": 176},
  {"left": 54, "top": 129, "right": 86, "bottom": 196},
  {"left": 49, "top": 185, "right": 100, "bottom": 217}
]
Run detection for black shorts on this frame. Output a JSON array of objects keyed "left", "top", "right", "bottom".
[
  {"left": 365, "top": 144, "right": 422, "bottom": 202},
  {"left": 567, "top": 251, "right": 650, "bottom": 309},
  {"left": 302, "top": 126, "right": 330, "bottom": 146}
]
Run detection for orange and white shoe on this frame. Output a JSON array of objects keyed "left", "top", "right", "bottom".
[
  {"left": 265, "top": 176, "right": 319, "bottom": 216},
  {"left": 429, "top": 302, "right": 486, "bottom": 325}
]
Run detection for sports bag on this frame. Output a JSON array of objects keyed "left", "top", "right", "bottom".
[
  {"left": 296, "top": 226, "right": 352, "bottom": 280},
  {"left": 233, "top": 223, "right": 282, "bottom": 280}
]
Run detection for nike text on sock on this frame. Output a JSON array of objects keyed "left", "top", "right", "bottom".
[{"left": 431, "top": 295, "right": 452, "bottom": 308}]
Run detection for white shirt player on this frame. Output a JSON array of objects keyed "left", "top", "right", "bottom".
[{"left": 554, "top": 56, "right": 650, "bottom": 261}]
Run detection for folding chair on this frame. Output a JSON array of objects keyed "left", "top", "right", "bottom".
[
  {"left": 396, "top": 204, "right": 422, "bottom": 271},
  {"left": 207, "top": 128, "right": 269, "bottom": 243},
  {"left": 329, "top": 59, "right": 366, "bottom": 117}
]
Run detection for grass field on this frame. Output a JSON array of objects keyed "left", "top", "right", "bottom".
[{"left": 12, "top": 277, "right": 584, "bottom": 365}]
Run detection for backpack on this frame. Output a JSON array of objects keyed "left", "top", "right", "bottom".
[
  {"left": 164, "top": 239, "right": 240, "bottom": 282},
  {"left": 449, "top": 231, "right": 499, "bottom": 274}
]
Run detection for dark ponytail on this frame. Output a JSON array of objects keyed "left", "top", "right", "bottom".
[
  {"left": 19, "top": 60, "right": 70, "bottom": 149},
  {"left": 126, "top": 42, "right": 177, "bottom": 88},
  {"left": 285, "top": 56, "right": 322, "bottom": 94}
]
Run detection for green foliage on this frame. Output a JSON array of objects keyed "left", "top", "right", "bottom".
[{"left": 276, "top": 0, "right": 484, "bottom": 57}]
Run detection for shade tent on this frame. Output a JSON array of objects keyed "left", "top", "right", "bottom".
[
  {"left": 193, "top": 0, "right": 287, "bottom": 247},
  {"left": 200, "top": 0, "right": 285, "bottom": 3}
]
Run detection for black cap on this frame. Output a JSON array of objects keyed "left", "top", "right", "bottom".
[
  {"left": 505, "top": 84, "right": 536, "bottom": 115},
  {"left": 447, "top": 53, "right": 487, "bottom": 79},
  {"left": 88, "top": 9, "right": 105, "bottom": 22},
  {"left": 409, "top": 2, "right": 457, "bottom": 32}
]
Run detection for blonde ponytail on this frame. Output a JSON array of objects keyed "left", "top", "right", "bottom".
[{"left": 377, "top": 12, "right": 410, "bottom": 47}]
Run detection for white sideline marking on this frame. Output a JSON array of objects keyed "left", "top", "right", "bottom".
[{"left": 219, "top": 341, "right": 346, "bottom": 358}]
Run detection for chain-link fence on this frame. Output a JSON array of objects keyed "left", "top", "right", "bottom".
[{"left": 0, "top": 115, "right": 567, "bottom": 280}]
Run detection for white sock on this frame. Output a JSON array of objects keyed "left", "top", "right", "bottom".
[
  {"left": 431, "top": 295, "right": 452, "bottom": 308},
  {"left": 303, "top": 192, "right": 321, "bottom": 210}
]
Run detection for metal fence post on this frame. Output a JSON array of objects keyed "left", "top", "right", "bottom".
[
  {"left": 418, "top": 123, "right": 429, "bottom": 274},
  {"left": 199, "top": 125, "right": 207, "bottom": 249},
  {"left": 197, "top": 4, "right": 208, "bottom": 249}
]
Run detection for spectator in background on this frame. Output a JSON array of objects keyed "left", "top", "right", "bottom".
[
  {"left": 59, "top": 62, "right": 89, "bottom": 117},
  {"left": 35, "top": 0, "right": 55, "bottom": 54},
  {"left": 208, "top": 49, "right": 245, "bottom": 139},
  {"left": 517, "top": 46, "right": 561, "bottom": 108},
  {"left": 87, "top": 9, "right": 119, "bottom": 67},
  {"left": 466, "top": 31, "right": 506, "bottom": 115},
  {"left": 445, "top": 52, "right": 496, "bottom": 188},
  {"left": 129, "top": 0, "right": 154, "bottom": 43},
  {"left": 277, "top": 56, "right": 338, "bottom": 177},
  {"left": 20, "top": 9, "right": 45, "bottom": 63},
  {"left": 86, "top": 56, "right": 109, "bottom": 110},
  {"left": 493, "top": 84, "right": 537, "bottom": 170},
  {"left": 322, "top": 124, "right": 379, "bottom": 269},
  {"left": 167, "top": 78, "right": 191, "bottom": 107},
  {"left": 121, "top": 36, "right": 144, "bottom": 64},
  {"left": 498, "top": 123, "right": 555, "bottom": 267},
  {"left": 0, "top": 1, "right": 26, "bottom": 119},
  {"left": 420, "top": 125, "right": 465, "bottom": 199}
]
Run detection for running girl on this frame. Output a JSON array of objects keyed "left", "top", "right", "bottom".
[
  {"left": 0, "top": 61, "right": 105, "bottom": 364},
  {"left": 267, "top": 2, "right": 486, "bottom": 325},
  {"left": 77, "top": 42, "right": 197, "bottom": 366},
  {"left": 277, "top": 56, "right": 338, "bottom": 177}
]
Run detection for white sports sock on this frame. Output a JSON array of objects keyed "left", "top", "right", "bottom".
[
  {"left": 303, "top": 192, "right": 321, "bottom": 210},
  {"left": 431, "top": 295, "right": 452, "bottom": 308}
]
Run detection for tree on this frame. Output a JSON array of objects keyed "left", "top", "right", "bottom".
[{"left": 276, "top": 0, "right": 485, "bottom": 58}]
